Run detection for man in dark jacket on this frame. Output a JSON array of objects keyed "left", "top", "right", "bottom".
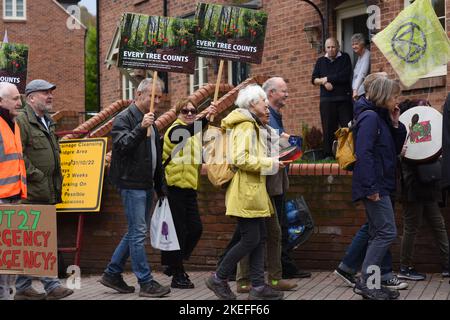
[
  {"left": 14, "top": 79, "right": 73, "bottom": 300},
  {"left": 99, "top": 78, "right": 170, "bottom": 298},
  {"left": 312, "top": 38, "right": 353, "bottom": 159}
]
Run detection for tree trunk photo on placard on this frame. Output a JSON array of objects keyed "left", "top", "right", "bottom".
[{"left": 118, "top": 13, "right": 196, "bottom": 73}]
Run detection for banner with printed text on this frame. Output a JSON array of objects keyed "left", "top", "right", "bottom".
[
  {"left": 0, "top": 42, "right": 29, "bottom": 93},
  {"left": 195, "top": 3, "right": 268, "bottom": 64},
  {"left": 0, "top": 205, "right": 57, "bottom": 277},
  {"left": 56, "top": 138, "right": 107, "bottom": 213},
  {"left": 118, "top": 13, "right": 196, "bottom": 74}
]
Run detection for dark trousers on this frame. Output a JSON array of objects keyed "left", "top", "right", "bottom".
[
  {"left": 319, "top": 100, "right": 353, "bottom": 157},
  {"left": 401, "top": 201, "right": 449, "bottom": 269},
  {"left": 218, "top": 195, "right": 299, "bottom": 277},
  {"left": 161, "top": 186, "right": 203, "bottom": 274},
  {"left": 272, "top": 194, "right": 299, "bottom": 276},
  {"left": 216, "top": 218, "right": 267, "bottom": 287}
]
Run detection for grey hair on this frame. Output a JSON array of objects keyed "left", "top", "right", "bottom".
[
  {"left": 136, "top": 77, "right": 165, "bottom": 93},
  {"left": 262, "top": 77, "right": 285, "bottom": 95},
  {"left": 351, "top": 33, "right": 366, "bottom": 45},
  {"left": 0, "top": 82, "right": 18, "bottom": 99},
  {"left": 366, "top": 77, "right": 401, "bottom": 108},
  {"left": 325, "top": 37, "right": 340, "bottom": 49},
  {"left": 235, "top": 84, "right": 267, "bottom": 110},
  {"left": 363, "top": 72, "right": 388, "bottom": 92}
]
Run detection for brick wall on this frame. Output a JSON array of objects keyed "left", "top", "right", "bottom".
[
  {"left": 0, "top": 0, "right": 86, "bottom": 113},
  {"left": 58, "top": 166, "right": 450, "bottom": 274}
]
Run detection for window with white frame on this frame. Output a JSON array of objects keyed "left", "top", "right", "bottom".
[
  {"left": 405, "top": 0, "right": 447, "bottom": 77},
  {"left": 122, "top": 70, "right": 154, "bottom": 100},
  {"left": 3, "top": 0, "right": 26, "bottom": 20},
  {"left": 189, "top": 57, "right": 208, "bottom": 94},
  {"left": 122, "top": 75, "right": 135, "bottom": 101}
]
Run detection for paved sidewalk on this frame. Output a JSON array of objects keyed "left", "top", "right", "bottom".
[{"left": 29, "top": 271, "right": 450, "bottom": 300}]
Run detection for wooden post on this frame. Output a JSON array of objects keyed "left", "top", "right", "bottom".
[
  {"left": 147, "top": 70, "right": 158, "bottom": 136},
  {"left": 211, "top": 59, "right": 224, "bottom": 122}
]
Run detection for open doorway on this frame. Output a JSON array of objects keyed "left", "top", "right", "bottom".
[{"left": 336, "top": 0, "right": 369, "bottom": 66}]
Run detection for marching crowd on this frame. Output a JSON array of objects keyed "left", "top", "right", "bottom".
[{"left": 1, "top": 34, "right": 449, "bottom": 301}]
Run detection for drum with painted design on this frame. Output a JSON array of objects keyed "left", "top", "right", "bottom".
[{"left": 399, "top": 106, "right": 442, "bottom": 163}]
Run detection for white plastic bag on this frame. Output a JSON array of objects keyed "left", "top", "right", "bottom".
[{"left": 150, "top": 197, "right": 180, "bottom": 251}]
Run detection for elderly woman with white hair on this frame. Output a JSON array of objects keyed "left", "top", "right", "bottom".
[
  {"left": 351, "top": 33, "right": 371, "bottom": 100},
  {"left": 205, "top": 84, "right": 285, "bottom": 300}
]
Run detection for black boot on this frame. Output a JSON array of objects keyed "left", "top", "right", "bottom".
[{"left": 171, "top": 272, "right": 195, "bottom": 289}]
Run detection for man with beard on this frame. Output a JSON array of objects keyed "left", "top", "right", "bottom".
[{"left": 14, "top": 79, "right": 74, "bottom": 300}]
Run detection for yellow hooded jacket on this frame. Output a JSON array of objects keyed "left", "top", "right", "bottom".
[{"left": 221, "top": 108, "right": 275, "bottom": 218}]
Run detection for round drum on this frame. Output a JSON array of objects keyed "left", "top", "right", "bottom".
[{"left": 399, "top": 106, "right": 442, "bottom": 163}]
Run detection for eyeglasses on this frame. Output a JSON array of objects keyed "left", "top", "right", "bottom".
[{"left": 180, "top": 108, "right": 197, "bottom": 115}]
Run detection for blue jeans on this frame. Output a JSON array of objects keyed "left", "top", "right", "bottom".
[
  {"left": 360, "top": 196, "right": 397, "bottom": 281},
  {"left": 339, "top": 223, "right": 393, "bottom": 280},
  {"left": 16, "top": 276, "right": 61, "bottom": 294},
  {"left": 105, "top": 189, "right": 154, "bottom": 285}
]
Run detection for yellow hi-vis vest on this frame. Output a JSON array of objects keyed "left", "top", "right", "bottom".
[{"left": 0, "top": 117, "right": 27, "bottom": 199}]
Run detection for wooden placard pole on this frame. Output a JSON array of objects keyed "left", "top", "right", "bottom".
[
  {"left": 211, "top": 59, "right": 225, "bottom": 122},
  {"left": 147, "top": 70, "right": 158, "bottom": 136}
]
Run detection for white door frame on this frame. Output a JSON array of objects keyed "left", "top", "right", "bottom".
[{"left": 336, "top": 0, "right": 367, "bottom": 47}]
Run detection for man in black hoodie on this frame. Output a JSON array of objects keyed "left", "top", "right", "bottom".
[{"left": 312, "top": 38, "right": 353, "bottom": 159}]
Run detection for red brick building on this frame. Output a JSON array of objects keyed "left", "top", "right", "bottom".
[
  {"left": 64, "top": 0, "right": 450, "bottom": 274},
  {"left": 0, "top": 0, "right": 86, "bottom": 113},
  {"left": 99, "top": 0, "right": 449, "bottom": 133}
]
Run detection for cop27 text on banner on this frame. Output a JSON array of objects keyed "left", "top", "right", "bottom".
[
  {"left": 0, "top": 42, "right": 29, "bottom": 93},
  {"left": 118, "top": 13, "right": 196, "bottom": 74},
  {"left": 0, "top": 205, "right": 58, "bottom": 277},
  {"left": 195, "top": 3, "right": 268, "bottom": 64},
  {"left": 57, "top": 138, "right": 107, "bottom": 213}
]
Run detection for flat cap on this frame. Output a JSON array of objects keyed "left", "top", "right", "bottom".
[{"left": 25, "top": 79, "right": 56, "bottom": 96}]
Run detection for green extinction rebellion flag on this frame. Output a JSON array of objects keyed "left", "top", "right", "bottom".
[{"left": 372, "top": 0, "right": 450, "bottom": 87}]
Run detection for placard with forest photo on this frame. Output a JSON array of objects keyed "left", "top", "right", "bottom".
[
  {"left": 0, "top": 42, "right": 29, "bottom": 93},
  {"left": 195, "top": 3, "right": 268, "bottom": 64},
  {"left": 118, "top": 13, "right": 196, "bottom": 74}
]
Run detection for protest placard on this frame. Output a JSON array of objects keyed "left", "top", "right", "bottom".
[
  {"left": 0, "top": 205, "right": 57, "bottom": 277},
  {"left": 118, "top": 13, "right": 196, "bottom": 74},
  {"left": 0, "top": 42, "right": 29, "bottom": 93},
  {"left": 195, "top": 3, "right": 268, "bottom": 64},
  {"left": 195, "top": 3, "right": 268, "bottom": 113}
]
